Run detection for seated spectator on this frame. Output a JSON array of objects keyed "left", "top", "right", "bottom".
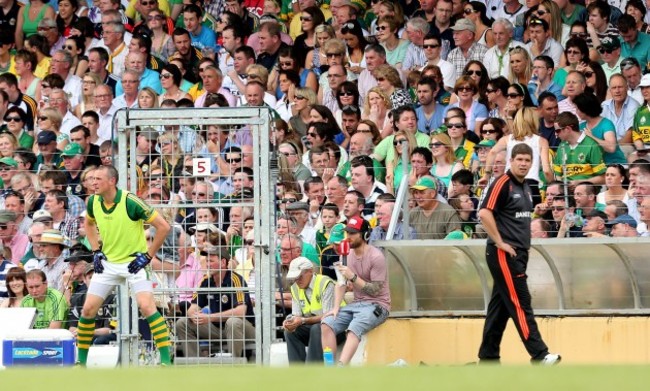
[
  {"left": 607, "top": 214, "right": 639, "bottom": 237},
  {"left": 175, "top": 245, "right": 255, "bottom": 358},
  {"left": 574, "top": 182, "right": 605, "bottom": 217},
  {"left": 369, "top": 201, "right": 417, "bottom": 244},
  {"left": 552, "top": 195, "right": 583, "bottom": 238},
  {"left": 553, "top": 112, "right": 606, "bottom": 185},
  {"left": 531, "top": 218, "right": 551, "bottom": 238},
  {"left": 409, "top": 176, "right": 461, "bottom": 239},
  {"left": 574, "top": 92, "right": 627, "bottom": 165},
  {"left": 285, "top": 202, "right": 317, "bottom": 248},
  {"left": 283, "top": 256, "right": 344, "bottom": 364},
  {"left": 1, "top": 267, "right": 28, "bottom": 308},
  {"left": 448, "top": 194, "right": 477, "bottom": 238},
  {"left": 21, "top": 269, "right": 68, "bottom": 329},
  {"left": 39, "top": 169, "right": 85, "bottom": 218},
  {"left": 0, "top": 210, "right": 29, "bottom": 265},
  {"left": 582, "top": 210, "right": 609, "bottom": 237},
  {"left": 34, "top": 228, "right": 70, "bottom": 292},
  {"left": 44, "top": 189, "right": 79, "bottom": 242},
  {"left": 348, "top": 155, "right": 387, "bottom": 220}
]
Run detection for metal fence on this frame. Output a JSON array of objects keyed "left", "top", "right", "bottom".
[{"left": 113, "top": 107, "right": 276, "bottom": 366}]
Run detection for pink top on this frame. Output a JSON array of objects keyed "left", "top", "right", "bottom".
[
  {"left": 348, "top": 244, "right": 391, "bottom": 311},
  {"left": 9, "top": 233, "right": 29, "bottom": 266},
  {"left": 175, "top": 253, "right": 205, "bottom": 301}
]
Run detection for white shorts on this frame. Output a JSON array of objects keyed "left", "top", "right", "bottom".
[{"left": 87, "top": 262, "right": 153, "bottom": 299}]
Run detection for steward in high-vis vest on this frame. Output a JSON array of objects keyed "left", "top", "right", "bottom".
[{"left": 283, "top": 256, "right": 345, "bottom": 364}]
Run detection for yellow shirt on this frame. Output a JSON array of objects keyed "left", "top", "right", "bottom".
[
  {"left": 35, "top": 57, "right": 51, "bottom": 79},
  {"left": 125, "top": 0, "right": 171, "bottom": 21},
  {"left": 289, "top": 7, "right": 332, "bottom": 40}
]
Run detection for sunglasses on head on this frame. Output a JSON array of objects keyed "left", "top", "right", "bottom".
[
  {"left": 342, "top": 105, "right": 359, "bottom": 112},
  {"left": 621, "top": 58, "right": 639, "bottom": 70}
]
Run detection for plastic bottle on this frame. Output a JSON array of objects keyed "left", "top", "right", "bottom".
[
  {"left": 199, "top": 307, "right": 211, "bottom": 357},
  {"left": 323, "top": 347, "right": 335, "bottom": 366},
  {"left": 574, "top": 209, "right": 584, "bottom": 228}
]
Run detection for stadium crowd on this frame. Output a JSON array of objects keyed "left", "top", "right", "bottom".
[{"left": 0, "top": 0, "right": 650, "bottom": 363}]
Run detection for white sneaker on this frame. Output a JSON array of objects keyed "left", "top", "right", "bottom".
[{"left": 540, "top": 353, "right": 562, "bottom": 365}]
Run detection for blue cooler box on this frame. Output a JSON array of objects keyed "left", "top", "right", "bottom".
[{"left": 2, "top": 329, "right": 76, "bottom": 367}]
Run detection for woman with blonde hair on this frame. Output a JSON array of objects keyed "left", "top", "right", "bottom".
[
  {"left": 74, "top": 72, "right": 101, "bottom": 118},
  {"left": 289, "top": 87, "right": 318, "bottom": 137},
  {"left": 371, "top": 0, "right": 405, "bottom": 36},
  {"left": 508, "top": 47, "right": 532, "bottom": 85},
  {"left": 137, "top": 87, "right": 160, "bottom": 109},
  {"left": 0, "top": 132, "right": 18, "bottom": 158},
  {"left": 385, "top": 130, "right": 416, "bottom": 194},
  {"left": 362, "top": 87, "right": 392, "bottom": 138},
  {"left": 430, "top": 132, "right": 464, "bottom": 189},
  {"left": 35, "top": 107, "right": 66, "bottom": 152},
  {"left": 480, "top": 107, "right": 552, "bottom": 203},
  {"left": 152, "top": 131, "right": 185, "bottom": 192},
  {"left": 305, "top": 24, "right": 336, "bottom": 76},
  {"left": 373, "top": 64, "right": 412, "bottom": 109},
  {"left": 534, "top": 0, "right": 568, "bottom": 44}
]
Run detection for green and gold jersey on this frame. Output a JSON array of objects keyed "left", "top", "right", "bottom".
[
  {"left": 455, "top": 138, "right": 476, "bottom": 169},
  {"left": 87, "top": 189, "right": 156, "bottom": 264},
  {"left": 553, "top": 134, "right": 606, "bottom": 181},
  {"left": 632, "top": 104, "right": 650, "bottom": 147}
]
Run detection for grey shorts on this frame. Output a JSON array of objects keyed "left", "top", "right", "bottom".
[{"left": 321, "top": 301, "right": 389, "bottom": 339}]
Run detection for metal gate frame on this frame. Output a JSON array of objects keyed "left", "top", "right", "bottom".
[{"left": 114, "top": 107, "right": 276, "bottom": 366}]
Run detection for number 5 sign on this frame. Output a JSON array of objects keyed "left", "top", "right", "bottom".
[{"left": 192, "top": 158, "right": 211, "bottom": 177}]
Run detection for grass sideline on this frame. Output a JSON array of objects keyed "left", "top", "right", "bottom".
[{"left": 1, "top": 366, "right": 650, "bottom": 390}]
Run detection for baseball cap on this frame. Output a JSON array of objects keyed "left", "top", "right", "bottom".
[
  {"left": 65, "top": 244, "right": 93, "bottom": 263},
  {"left": 0, "top": 157, "right": 17, "bottom": 167},
  {"left": 476, "top": 139, "right": 496, "bottom": 148},
  {"left": 327, "top": 223, "right": 346, "bottom": 245},
  {"left": 286, "top": 256, "right": 314, "bottom": 280},
  {"left": 640, "top": 74, "right": 650, "bottom": 88},
  {"left": 0, "top": 210, "right": 16, "bottom": 223},
  {"left": 451, "top": 18, "right": 476, "bottom": 33},
  {"left": 599, "top": 36, "right": 621, "bottom": 51},
  {"left": 37, "top": 130, "right": 57, "bottom": 145},
  {"left": 410, "top": 176, "right": 437, "bottom": 191},
  {"left": 344, "top": 215, "right": 370, "bottom": 234},
  {"left": 285, "top": 202, "right": 309, "bottom": 212},
  {"left": 606, "top": 214, "right": 638, "bottom": 228},
  {"left": 61, "top": 143, "right": 84, "bottom": 157},
  {"left": 33, "top": 209, "right": 53, "bottom": 222}
]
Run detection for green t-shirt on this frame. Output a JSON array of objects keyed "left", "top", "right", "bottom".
[
  {"left": 374, "top": 132, "right": 430, "bottom": 163},
  {"left": 632, "top": 104, "right": 650, "bottom": 147},
  {"left": 21, "top": 288, "right": 68, "bottom": 329},
  {"left": 553, "top": 135, "right": 606, "bottom": 181},
  {"left": 18, "top": 130, "right": 34, "bottom": 150}
]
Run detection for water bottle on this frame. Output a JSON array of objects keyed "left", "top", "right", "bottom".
[
  {"left": 574, "top": 209, "right": 584, "bottom": 228},
  {"left": 323, "top": 347, "right": 335, "bottom": 366},
  {"left": 199, "top": 307, "right": 211, "bottom": 357}
]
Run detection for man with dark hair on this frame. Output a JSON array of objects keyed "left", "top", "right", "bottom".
[
  {"left": 70, "top": 125, "right": 101, "bottom": 167},
  {"left": 553, "top": 112, "right": 606, "bottom": 185},
  {"left": 304, "top": 176, "right": 326, "bottom": 223},
  {"left": 342, "top": 190, "right": 365, "bottom": 220},
  {"left": 183, "top": 4, "right": 216, "bottom": 52},
  {"left": 415, "top": 77, "right": 444, "bottom": 134},
  {"left": 219, "top": 25, "right": 244, "bottom": 75},
  {"left": 321, "top": 216, "right": 391, "bottom": 366},
  {"left": 128, "top": 33, "right": 163, "bottom": 73},
  {"left": 585, "top": 0, "right": 619, "bottom": 50},
  {"left": 525, "top": 19, "right": 563, "bottom": 69},
  {"left": 537, "top": 92, "right": 561, "bottom": 150},
  {"left": 478, "top": 143, "right": 561, "bottom": 365},
  {"left": 223, "top": 45, "right": 256, "bottom": 96},
  {"left": 256, "top": 22, "right": 287, "bottom": 71},
  {"left": 170, "top": 28, "right": 203, "bottom": 83},
  {"left": 528, "top": 55, "right": 564, "bottom": 106},
  {"left": 88, "top": 47, "right": 119, "bottom": 94},
  {"left": 349, "top": 155, "right": 385, "bottom": 220},
  {"left": 224, "top": 0, "right": 258, "bottom": 36},
  {"left": 373, "top": 105, "right": 429, "bottom": 164},
  {"left": 81, "top": 111, "right": 103, "bottom": 145},
  {"left": 618, "top": 15, "right": 650, "bottom": 69},
  {"left": 44, "top": 189, "right": 79, "bottom": 242},
  {"left": 429, "top": 0, "right": 455, "bottom": 59}
]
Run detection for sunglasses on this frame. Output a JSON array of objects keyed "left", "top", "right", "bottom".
[
  {"left": 486, "top": 88, "right": 497, "bottom": 94},
  {"left": 535, "top": 9, "right": 548, "bottom": 16},
  {"left": 294, "top": 95, "right": 306, "bottom": 100},
  {"left": 341, "top": 22, "right": 355, "bottom": 31},
  {"left": 160, "top": 73, "right": 172, "bottom": 79},
  {"left": 63, "top": 45, "right": 76, "bottom": 51},
  {"left": 191, "top": 191, "right": 207, "bottom": 197},
  {"left": 5, "top": 116, "right": 22, "bottom": 122},
  {"left": 338, "top": 91, "right": 354, "bottom": 97},
  {"left": 482, "top": 128, "right": 497, "bottom": 133},
  {"left": 447, "top": 123, "right": 465, "bottom": 129},
  {"left": 551, "top": 206, "right": 565, "bottom": 212},
  {"left": 457, "top": 86, "right": 473, "bottom": 92},
  {"left": 326, "top": 52, "right": 342, "bottom": 57},
  {"left": 376, "top": 77, "right": 386, "bottom": 82},
  {"left": 226, "top": 157, "right": 242, "bottom": 163},
  {"left": 280, "top": 61, "right": 293, "bottom": 67},
  {"left": 584, "top": 71, "right": 595, "bottom": 78},
  {"left": 570, "top": 32, "right": 588, "bottom": 39},
  {"left": 342, "top": 105, "right": 359, "bottom": 112},
  {"left": 0, "top": 167, "right": 11, "bottom": 172},
  {"left": 506, "top": 93, "right": 522, "bottom": 98},
  {"left": 566, "top": 49, "right": 582, "bottom": 55},
  {"left": 281, "top": 151, "right": 296, "bottom": 157},
  {"left": 598, "top": 47, "right": 615, "bottom": 54},
  {"left": 463, "top": 8, "right": 475, "bottom": 15},
  {"left": 300, "top": 16, "right": 312, "bottom": 22},
  {"left": 621, "top": 59, "right": 639, "bottom": 69},
  {"left": 465, "top": 70, "right": 482, "bottom": 76},
  {"left": 141, "top": 0, "right": 156, "bottom": 5},
  {"left": 307, "top": 132, "right": 318, "bottom": 137},
  {"left": 147, "top": 15, "right": 164, "bottom": 21},
  {"left": 429, "top": 142, "right": 444, "bottom": 148},
  {"left": 423, "top": 44, "right": 440, "bottom": 49},
  {"left": 393, "top": 139, "right": 406, "bottom": 146},
  {"left": 377, "top": 26, "right": 388, "bottom": 31}
]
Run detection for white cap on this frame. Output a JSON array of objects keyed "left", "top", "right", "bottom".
[
  {"left": 33, "top": 209, "right": 53, "bottom": 222},
  {"left": 286, "top": 257, "right": 314, "bottom": 280},
  {"left": 639, "top": 74, "right": 650, "bottom": 88}
]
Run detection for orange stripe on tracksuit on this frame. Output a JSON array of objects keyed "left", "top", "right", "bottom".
[
  {"left": 497, "top": 249, "right": 530, "bottom": 340},
  {"left": 486, "top": 175, "right": 509, "bottom": 210}
]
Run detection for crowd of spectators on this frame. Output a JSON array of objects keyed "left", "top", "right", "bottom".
[{"left": 0, "top": 0, "right": 650, "bottom": 361}]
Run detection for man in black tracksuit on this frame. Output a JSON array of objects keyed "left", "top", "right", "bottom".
[{"left": 477, "top": 143, "right": 561, "bottom": 365}]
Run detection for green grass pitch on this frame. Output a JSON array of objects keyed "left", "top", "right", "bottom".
[{"left": 2, "top": 366, "right": 650, "bottom": 390}]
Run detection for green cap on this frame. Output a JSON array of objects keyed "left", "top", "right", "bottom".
[
  {"left": 0, "top": 157, "right": 17, "bottom": 167},
  {"left": 61, "top": 142, "right": 83, "bottom": 157},
  {"left": 410, "top": 176, "right": 437, "bottom": 191},
  {"left": 476, "top": 139, "right": 496, "bottom": 148},
  {"left": 444, "top": 230, "right": 469, "bottom": 240},
  {"left": 0, "top": 210, "right": 16, "bottom": 223},
  {"left": 327, "top": 223, "right": 346, "bottom": 245}
]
